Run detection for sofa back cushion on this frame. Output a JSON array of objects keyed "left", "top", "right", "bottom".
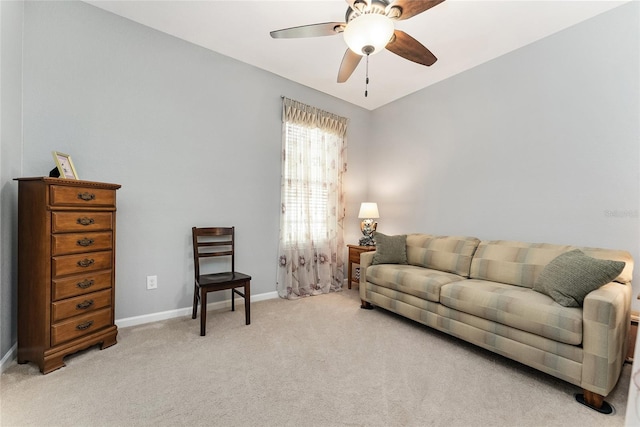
[
  {"left": 470, "top": 241, "right": 573, "bottom": 288},
  {"left": 406, "top": 234, "right": 481, "bottom": 278},
  {"left": 470, "top": 240, "right": 634, "bottom": 288}
]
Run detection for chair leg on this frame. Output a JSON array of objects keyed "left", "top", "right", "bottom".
[
  {"left": 200, "top": 288, "right": 207, "bottom": 336},
  {"left": 245, "top": 281, "right": 251, "bottom": 325},
  {"left": 231, "top": 289, "right": 235, "bottom": 312},
  {"left": 192, "top": 283, "right": 199, "bottom": 319}
]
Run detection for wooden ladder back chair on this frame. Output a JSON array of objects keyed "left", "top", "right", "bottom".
[{"left": 191, "top": 227, "right": 251, "bottom": 336}]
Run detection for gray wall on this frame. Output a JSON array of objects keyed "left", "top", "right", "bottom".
[
  {"left": 17, "top": 1, "right": 370, "bottom": 333},
  {"left": 0, "top": 1, "right": 24, "bottom": 365},
  {"left": 369, "top": 2, "right": 640, "bottom": 307}
]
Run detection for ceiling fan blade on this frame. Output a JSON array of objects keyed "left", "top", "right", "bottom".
[
  {"left": 270, "top": 22, "right": 345, "bottom": 39},
  {"left": 386, "top": 30, "right": 437, "bottom": 66},
  {"left": 387, "top": 0, "right": 445, "bottom": 20},
  {"left": 337, "top": 49, "right": 362, "bottom": 83}
]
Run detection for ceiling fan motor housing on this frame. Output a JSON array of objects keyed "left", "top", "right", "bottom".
[{"left": 346, "top": 0, "right": 392, "bottom": 22}]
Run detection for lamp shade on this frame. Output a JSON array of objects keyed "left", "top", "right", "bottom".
[
  {"left": 343, "top": 13, "right": 394, "bottom": 56},
  {"left": 358, "top": 202, "right": 380, "bottom": 219}
]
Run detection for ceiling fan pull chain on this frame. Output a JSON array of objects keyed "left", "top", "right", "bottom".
[{"left": 365, "top": 54, "right": 370, "bottom": 97}]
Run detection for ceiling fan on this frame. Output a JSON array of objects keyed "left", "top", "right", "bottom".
[{"left": 270, "top": 0, "right": 445, "bottom": 87}]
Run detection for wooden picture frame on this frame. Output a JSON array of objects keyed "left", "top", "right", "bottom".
[{"left": 52, "top": 151, "right": 79, "bottom": 180}]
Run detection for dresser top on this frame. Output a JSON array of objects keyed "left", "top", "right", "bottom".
[{"left": 15, "top": 177, "right": 121, "bottom": 190}]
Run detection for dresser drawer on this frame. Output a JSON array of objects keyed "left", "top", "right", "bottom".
[
  {"left": 51, "top": 308, "right": 112, "bottom": 346},
  {"left": 52, "top": 251, "right": 112, "bottom": 278},
  {"left": 51, "top": 212, "right": 113, "bottom": 233},
  {"left": 51, "top": 231, "right": 112, "bottom": 256},
  {"left": 52, "top": 270, "right": 112, "bottom": 300},
  {"left": 50, "top": 185, "right": 116, "bottom": 207},
  {"left": 51, "top": 289, "right": 112, "bottom": 322}
]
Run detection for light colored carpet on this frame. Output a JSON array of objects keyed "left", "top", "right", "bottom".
[{"left": 0, "top": 288, "right": 631, "bottom": 426}]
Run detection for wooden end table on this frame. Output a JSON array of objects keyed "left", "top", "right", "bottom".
[{"left": 347, "top": 244, "right": 376, "bottom": 289}]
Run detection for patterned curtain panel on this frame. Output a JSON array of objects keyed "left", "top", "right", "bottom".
[{"left": 277, "top": 98, "right": 348, "bottom": 299}]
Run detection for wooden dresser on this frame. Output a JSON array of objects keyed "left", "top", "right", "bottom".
[{"left": 16, "top": 177, "right": 121, "bottom": 374}]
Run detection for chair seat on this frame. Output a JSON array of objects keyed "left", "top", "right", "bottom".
[{"left": 198, "top": 272, "right": 252, "bottom": 287}]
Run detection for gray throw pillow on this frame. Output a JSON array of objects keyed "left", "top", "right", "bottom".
[
  {"left": 533, "top": 249, "right": 625, "bottom": 307},
  {"left": 372, "top": 233, "right": 407, "bottom": 265}
]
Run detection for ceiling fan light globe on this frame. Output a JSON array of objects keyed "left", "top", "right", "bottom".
[{"left": 344, "top": 13, "right": 394, "bottom": 56}]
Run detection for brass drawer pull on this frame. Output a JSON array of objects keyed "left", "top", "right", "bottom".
[
  {"left": 76, "top": 300, "right": 94, "bottom": 310},
  {"left": 77, "top": 217, "right": 95, "bottom": 226},
  {"left": 77, "top": 238, "right": 94, "bottom": 247},
  {"left": 77, "top": 192, "right": 96, "bottom": 201},
  {"left": 76, "top": 320, "right": 94, "bottom": 330},
  {"left": 77, "top": 258, "right": 95, "bottom": 268},
  {"left": 76, "top": 279, "right": 94, "bottom": 289}
]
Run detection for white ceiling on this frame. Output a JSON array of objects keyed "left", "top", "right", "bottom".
[{"left": 85, "top": 0, "right": 628, "bottom": 110}]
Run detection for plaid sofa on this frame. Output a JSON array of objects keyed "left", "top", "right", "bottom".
[{"left": 359, "top": 234, "right": 633, "bottom": 408}]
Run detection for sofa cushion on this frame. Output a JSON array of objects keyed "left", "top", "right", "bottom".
[
  {"left": 440, "top": 280, "right": 583, "bottom": 345},
  {"left": 406, "top": 234, "right": 481, "bottom": 277},
  {"left": 367, "top": 264, "right": 465, "bottom": 303},
  {"left": 533, "top": 249, "right": 626, "bottom": 307},
  {"left": 469, "top": 241, "right": 573, "bottom": 288},
  {"left": 372, "top": 233, "right": 407, "bottom": 265}
]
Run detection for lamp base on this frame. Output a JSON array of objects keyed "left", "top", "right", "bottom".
[
  {"left": 359, "top": 235, "right": 376, "bottom": 246},
  {"left": 359, "top": 218, "right": 377, "bottom": 247}
]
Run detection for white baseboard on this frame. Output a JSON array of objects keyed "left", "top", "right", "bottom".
[
  {"left": 1, "top": 291, "right": 280, "bottom": 370},
  {"left": 1, "top": 343, "right": 17, "bottom": 374},
  {"left": 115, "top": 290, "right": 279, "bottom": 328}
]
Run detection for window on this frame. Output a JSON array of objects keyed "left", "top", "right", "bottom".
[{"left": 282, "top": 122, "right": 334, "bottom": 244}]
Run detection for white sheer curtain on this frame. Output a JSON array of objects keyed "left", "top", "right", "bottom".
[{"left": 277, "top": 97, "right": 348, "bottom": 299}]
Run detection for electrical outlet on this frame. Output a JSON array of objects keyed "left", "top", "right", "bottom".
[{"left": 146, "top": 275, "right": 157, "bottom": 290}]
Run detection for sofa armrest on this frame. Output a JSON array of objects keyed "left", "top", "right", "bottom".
[
  {"left": 359, "top": 251, "right": 375, "bottom": 301},
  {"left": 581, "top": 281, "right": 632, "bottom": 396}
]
